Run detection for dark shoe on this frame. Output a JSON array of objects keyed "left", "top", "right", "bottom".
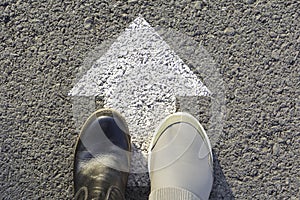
[{"left": 74, "top": 109, "right": 131, "bottom": 200}]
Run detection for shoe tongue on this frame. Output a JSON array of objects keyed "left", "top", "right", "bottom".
[
  {"left": 89, "top": 175, "right": 125, "bottom": 200},
  {"left": 75, "top": 160, "right": 127, "bottom": 200}
]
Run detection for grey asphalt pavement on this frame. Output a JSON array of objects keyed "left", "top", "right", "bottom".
[{"left": 1, "top": 0, "right": 299, "bottom": 199}]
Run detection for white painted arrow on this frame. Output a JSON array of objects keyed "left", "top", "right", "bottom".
[{"left": 69, "top": 17, "right": 210, "bottom": 186}]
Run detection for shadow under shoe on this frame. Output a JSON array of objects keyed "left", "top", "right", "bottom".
[{"left": 74, "top": 109, "right": 131, "bottom": 200}]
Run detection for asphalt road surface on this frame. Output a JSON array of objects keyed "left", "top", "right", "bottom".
[{"left": 1, "top": 0, "right": 299, "bottom": 199}]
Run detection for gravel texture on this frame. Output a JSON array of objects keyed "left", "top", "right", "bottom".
[{"left": 1, "top": 0, "right": 299, "bottom": 199}]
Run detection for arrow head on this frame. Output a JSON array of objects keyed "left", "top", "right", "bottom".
[{"left": 69, "top": 17, "right": 210, "bottom": 98}]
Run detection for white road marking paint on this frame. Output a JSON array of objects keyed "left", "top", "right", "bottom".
[{"left": 69, "top": 17, "right": 210, "bottom": 185}]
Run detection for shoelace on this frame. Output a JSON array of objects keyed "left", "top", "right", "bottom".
[{"left": 74, "top": 186, "right": 125, "bottom": 200}]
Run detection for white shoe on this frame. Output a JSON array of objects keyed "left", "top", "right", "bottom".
[{"left": 148, "top": 112, "right": 213, "bottom": 200}]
